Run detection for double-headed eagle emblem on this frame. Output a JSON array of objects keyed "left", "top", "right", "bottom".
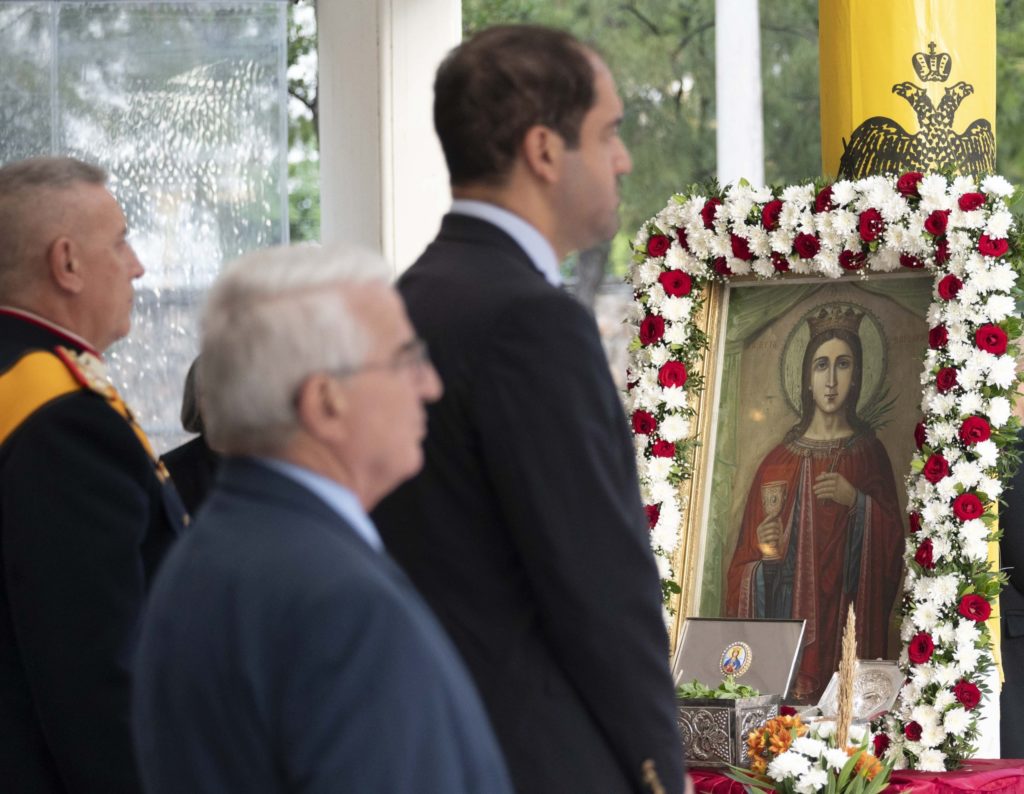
[{"left": 838, "top": 43, "right": 995, "bottom": 179}]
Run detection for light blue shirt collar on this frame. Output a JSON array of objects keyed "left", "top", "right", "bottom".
[
  {"left": 450, "top": 199, "right": 562, "bottom": 287},
  {"left": 256, "top": 458, "right": 384, "bottom": 552}
]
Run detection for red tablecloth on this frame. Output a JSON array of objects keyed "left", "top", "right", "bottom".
[{"left": 692, "top": 759, "right": 1024, "bottom": 793}]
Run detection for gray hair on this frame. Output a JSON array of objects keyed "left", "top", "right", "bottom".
[
  {"left": 0, "top": 157, "right": 108, "bottom": 300},
  {"left": 199, "top": 244, "right": 391, "bottom": 455}
]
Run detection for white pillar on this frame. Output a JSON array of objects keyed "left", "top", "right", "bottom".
[
  {"left": 715, "top": 0, "right": 764, "bottom": 187},
  {"left": 318, "top": 0, "right": 460, "bottom": 273}
]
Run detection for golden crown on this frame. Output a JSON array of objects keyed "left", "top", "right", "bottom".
[
  {"left": 913, "top": 42, "right": 952, "bottom": 83},
  {"left": 806, "top": 305, "right": 865, "bottom": 337}
]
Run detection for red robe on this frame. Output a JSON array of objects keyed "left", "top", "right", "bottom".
[{"left": 725, "top": 432, "right": 905, "bottom": 703}]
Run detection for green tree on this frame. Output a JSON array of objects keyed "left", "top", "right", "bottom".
[{"left": 288, "top": 0, "right": 319, "bottom": 242}]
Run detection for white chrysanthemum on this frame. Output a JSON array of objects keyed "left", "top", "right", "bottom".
[
  {"left": 636, "top": 261, "right": 663, "bottom": 287},
  {"left": 934, "top": 663, "right": 960, "bottom": 686},
  {"left": 986, "top": 212, "right": 1014, "bottom": 241},
  {"left": 847, "top": 725, "right": 868, "bottom": 745},
  {"left": 952, "top": 175, "right": 978, "bottom": 195},
  {"left": 645, "top": 457, "right": 674, "bottom": 482},
  {"left": 652, "top": 513, "right": 680, "bottom": 552},
  {"left": 813, "top": 720, "right": 835, "bottom": 740},
  {"left": 988, "top": 396, "right": 1012, "bottom": 429},
  {"left": 920, "top": 721, "right": 947, "bottom": 748},
  {"left": 933, "top": 689, "right": 956, "bottom": 711},
  {"left": 989, "top": 355, "right": 1017, "bottom": 389},
  {"left": 913, "top": 602, "right": 940, "bottom": 631},
  {"left": 930, "top": 574, "right": 960, "bottom": 607},
  {"left": 647, "top": 345, "right": 670, "bottom": 367},
  {"left": 752, "top": 257, "right": 777, "bottom": 278},
  {"left": 795, "top": 767, "right": 829, "bottom": 794},
  {"left": 953, "top": 459, "right": 982, "bottom": 490},
  {"left": 782, "top": 183, "right": 815, "bottom": 206},
  {"left": 663, "top": 323, "right": 690, "bottom": 346},
  {"left": 929, "top": 421, "right": 956, "bottom": 445},
  {"left": 645, "top": 283, "right": 667, "bottom": 311},
  {"left": 931, "top": 535, "right": 953, "bottom": 561},
  {"left": 990, "top": 262, "right": 1018, "bottom": 292},
  {"left": 750, "top": 185, "right": 774, "bottom": 203},
  {"left": 956, "top": 644, "right": 983, "bottom": 675},
  {"left": 917, "top": 749, "right": 946, "bottom": 774},
  {"left": 943, "top": 707, "right": 971, "bottom": 734},
  {"left": 727, "top": 199, "right": 755, "bottom": 225},
  {"left": 958, "top": 390, "right": 985, "bottom": 416},
  {"left": 978, "top": 476, "right": 1003, "bottom": 500},
  {"left": 985, "top": 294, "right": 1016, "bottom": 323},
  {"left": 974, "top": 439, "right": 1000, "bottom": 468},
  {"left": 658, "top": 414, "right": 691, "bottom": 444},
  {"left": 661, "top": 387, "right": 689, "bottom": 410},
  {"left": 767, "top": 750, "right": 813, "bottom": 782},
  {"left": 981, "top": 174, "right": 1014, "bottom": 198},
  {"left": 929, "top": 393, "right": 957, "bottom": 416},
  {"left": 771, "top": 230, "right": 795, "bottom": 253},
  {"left": 660, "top": 296, "right": 694, "bottom": 323},
  {"left": 664, "top": 242, "right": 691, "bottom": 273},
  {"left": 919, "top": 173, "right": 950, "bottom": 201},
  {"left": 823, "top": 747, "right": 850, "bottom": 772},
  {"left": 872, "top": 246, "right": 902, "bottom": 272},
  {"left": 792, "top": 736, "right": 827, "bottom": 758},
  {"left": 654, "top": 552, "right": 672, "bottom": 580}
]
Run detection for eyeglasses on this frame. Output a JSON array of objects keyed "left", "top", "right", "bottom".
[{"left": 327, "top": 337, "right": 431, "bottom": 380}]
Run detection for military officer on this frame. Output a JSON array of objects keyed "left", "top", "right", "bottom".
[{"left": 0, "top": 156, "right": 186, "bottom": 793}]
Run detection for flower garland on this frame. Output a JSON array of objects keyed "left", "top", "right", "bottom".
[{"left": 626, "top": 172, "right": 1024, "bottom": 771}]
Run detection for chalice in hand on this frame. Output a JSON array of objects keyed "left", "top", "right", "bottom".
[{"left": 757, "top": 480, "right": 787, "bottom": 560}]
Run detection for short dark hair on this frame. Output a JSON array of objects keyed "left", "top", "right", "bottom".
[{"left": 433, "top": 25, "right": 596, "bottom": 186}]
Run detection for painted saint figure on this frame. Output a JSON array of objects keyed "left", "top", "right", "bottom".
[{"left": 725, "top": 305, "right": 905, "bottom": 703}]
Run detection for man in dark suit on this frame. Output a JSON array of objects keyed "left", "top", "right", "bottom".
[
  {"left": 373, "top": 25, "right": 687, "bottom": 794},
  {"left": 0, "top": 156, "right": 185, "bottom": 792},
  {"left": 133, "top": 244, "right": 513, "bottom": 794}
]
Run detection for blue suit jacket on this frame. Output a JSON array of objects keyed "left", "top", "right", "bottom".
[{"left": 133, "top": 458, "right": 512, "bottom": 794}]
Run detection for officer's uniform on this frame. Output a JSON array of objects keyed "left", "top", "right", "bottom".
[{"left": 0, "top": 307, "right": 186, "bottom": 793}]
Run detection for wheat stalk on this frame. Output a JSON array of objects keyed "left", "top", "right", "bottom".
[{"left": 835, "top": 603, "right": 857, "bottom": 748}]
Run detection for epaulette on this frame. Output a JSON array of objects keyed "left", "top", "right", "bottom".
[{"left": 0, "top": 347, "right": 170, "bottom": 486}]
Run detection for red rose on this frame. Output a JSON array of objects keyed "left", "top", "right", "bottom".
[
  {"left": 659, "top": 269, "right": 693, "bottom": 297},
  {"left": 701, "top": 197, "right": 722, "bottom": 229},
  {"left": 935, "top": 238, "right": 950, "bottom": 264},
  {"left": 639, "top": 314, "right": 665, "bottom": 345},
  {"left": 647, "top": 234, "right": 671, "bottom": 257},
  {"left": 909, "top": 512, "right": 922, "bottom": 534},
  {"left": 953, "top": 493, "right": 984, "bottom": 522},
  {"left": 959, "top": 416, "right": 992, "bottom": 445},
  {"left": 900, "top": 253, "right": 925, "bottom": 269},
  {"left": 904, "top": 721, "right": 923, "bottom": 741},
  {"left": 953, "top": 679, "right": 982, "bottom": 710},
  {"left": 914, "top": 421, "right": 927, "bottom": 450},
  {"left": 713, "top": 257, "right": 732, "bottom": 277},
  {"left": 925, "top": 209, "right": 951, "bottom": 236},
  {"left": 897, "top": 172, "right": 925, "bottom": 197},
  {"left": 958, "top": 594, "right": 992, "bottom": 622},
  {"left": 644, "top": 504, "right": 660, "bottom": 529},
  {"left": 794, "top": 233, "right": 820, "bottom": 259},
  {"left": 658, "top": 361, "right": 688, "bottom": 388},
  {"left": 873, "top": 733, "right": 891, "bottom": 757},
  {"left": 908, "top": 632, "right": 935, "bottom": 664},
  {"left": 651, "top": 439, "right": 676, "bottom": 458},
  {"left": 676, "top": 227, "right": 690, "bottom": 251},
  {"left": 771, "top": 252, "right": 790, "bottom": 273},
  {"left": 914, "top": 538, "right": 935, "bottom": 569},
  {"left": 959, "top": 192, "right": 986, "bottom": 211},
  {"left": 937, "top": 274, "right": 963, "bottom": 301},
  {"left": 761, "top": 199, "right": 783, "bottom": 230},
  {"left": 632, "top": 410, "right": 657, "bottom": 435},
  {"left": 779, "top": 704, "right": 798, "bottom": 717},
  {"left": 731, "top": 234, "right": 754, "bottom": 261},
  {"left": 975, "top": 324, "right": 1009, "bottom": 355},
  {"left": 979, "top": 234, "right": 1009, "bottom": 258},
  {"left": 929, "top": 325, "right": 949, "bottom": 349},
  {"left": 923, "top": 453, "right": 950, "bottom": 483},
  {"left": 838, "top": 250, "right": 866, "bottom": 271},
  {"left": 814, "top": 185, "right": 835, "bottom": 213},
  {"left": 936, "top": 367, "right": 958, "bottom": 393},
  {"left": 859, "top": 208, "right": 885, "bottom": 242}
]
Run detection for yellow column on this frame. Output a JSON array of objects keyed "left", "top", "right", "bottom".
[{"left": 819, "top": 0, "right": 996, "bottom": 179}]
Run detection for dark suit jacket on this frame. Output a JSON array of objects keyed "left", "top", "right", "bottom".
[
  {"left": 160, "top": 434, "right": 219, "bottom": 514},
  {"left": 0, "top": 310, "right": 184, "bottom": 793},
  {"left": 133, "top": 458, "right": 513, "bottom": 794},
  {"left": 1001, "top": 445, "right": 1024, "bottom": 757},
  {"left": 373, "top": 214, "right": 684, "bottom": 794}
]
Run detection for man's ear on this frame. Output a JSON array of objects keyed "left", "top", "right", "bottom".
[
  {"left": 47, "top": 236, "right": 84, "bottom": 294},
  {"left": 294, "top": 373, "right": 349, "bottom": 443},
  {"left": 520, "top": 124, "right": 564, "bottom": 185}
]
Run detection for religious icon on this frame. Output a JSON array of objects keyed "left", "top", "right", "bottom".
[
  {"left": 720, "top": 642, "right": 752, "bottom": 678},
  {"left": 724, "top": 301, "right": 907, "bottom": 703}
]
